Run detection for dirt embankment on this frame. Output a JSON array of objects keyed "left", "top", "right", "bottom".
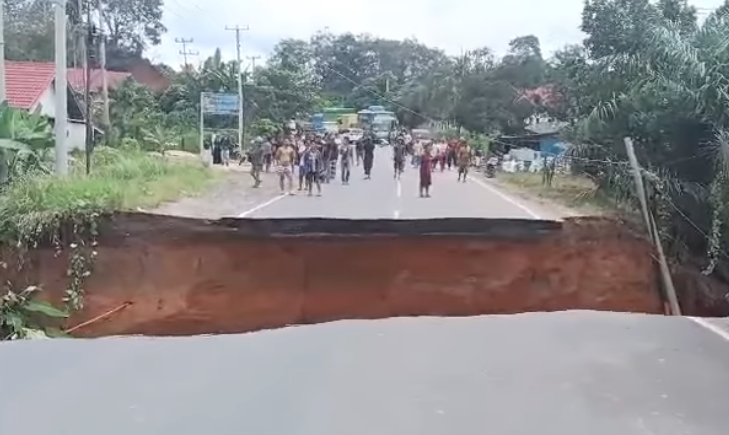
[{"left": 7, "top": 214, "right": 669, "bottom": 337}]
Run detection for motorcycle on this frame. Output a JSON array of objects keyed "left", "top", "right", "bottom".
[{"left": 484, "top": 157, "right": 498, "bottom": 178}]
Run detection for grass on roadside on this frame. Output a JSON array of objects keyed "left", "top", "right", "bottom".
[
  {"left": 496, "top": 171, "right": 619, "bottom": 216},
  {"left": 0, "top": 147, "right": 219, "bottom": 238}
]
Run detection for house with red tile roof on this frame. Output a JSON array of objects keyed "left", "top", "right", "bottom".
[
  {"left": 5, "top": 60, "right": 88, "bottom": 150},
  {"left": 66, "top": 58, "right": 170, "bottom": 94},
  {"left": 5, "top": 60, "right": 169, "bottom": 149},
  {"left": 517, "top": 85, "right": 569, "bottom": 134},
  {"left": 517, "top": 85, "right": 562, "bottom": 109}
]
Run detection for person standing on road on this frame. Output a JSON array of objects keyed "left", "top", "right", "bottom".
[
  {"left": 446, "top": 140, "right": 457, "bottom": 170},
  {"left": 456, "top": 141, "right": 471, "bottom": 182},
  {"left": 362, "top": 134, "right": 376, "bottom": 179},
  {"left": 393, "top": 139, "right": 406, "bottom": 180},
  {"left": 438, "top": 142, "right": 447, "bottom": 172},
  {"left": 304, "top": 144, "right": 323, "bottom": 196},
  {"left": 249, "top": 137, "right": 265, "bottom": 188},
  {"left": 420, "top": 144, "right": 433, "bottom": 198},
  {"left": 218, "top": 134, "right": 231, "bottom": 166},
  {"left": 297, "top": 140, "right": 308, "bottom": 191},
  {"left": 340, "top": 137, "right": 353, "bottom": 184},
  {"left": 412, "top": 140, "right": 423, "bottom": 168},
  {"left": 275, "top": 139, "right": 296, "bottom": 195},
  {"left": 327, "top": 137, "right": 339, "bottom": 183},
  {"left": 355, "top": 138, "right": 364, "bottom": 166},
  {"left": 262, "top": 137, "right": 274, "bottom": 172}
]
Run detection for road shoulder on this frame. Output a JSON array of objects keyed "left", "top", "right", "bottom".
[
  {"left": 148, "top": 165, "right": 283, "bottom": 219},
  {"left": 484, "top": 171, "right": 607, "bottom": 219}
]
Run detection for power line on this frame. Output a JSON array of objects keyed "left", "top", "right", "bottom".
[
  {"left": 174, "top": 37, "right": 198, "bottom": 68},
  {"left": 323, "top": 64, "right": 433, "bottom": 123}
]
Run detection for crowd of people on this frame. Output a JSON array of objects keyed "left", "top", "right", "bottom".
[{"left": 243, "top": 129, "right": 474, "bottom": 198}]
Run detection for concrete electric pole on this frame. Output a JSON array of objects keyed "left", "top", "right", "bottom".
[
  {"left": 98, "top": 1, "right": 109, "bottom": 127},
  {"left": 83, "top": 1, "right": 93, "bottom": 175},
  {"left": 55, "top": 0, "right": 69, "bottom": 175},
  {"left": 226, "top": 25, "right": 248, "bottom": 151}
]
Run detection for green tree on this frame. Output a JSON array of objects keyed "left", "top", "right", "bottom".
[
  {"left": 3, "top": 0, "right": 56, "bottom": 61},
  {"left": 101, "top": 0, "right": 166, "bottom": 56},
  {"left": 581, "top": 0, "right": 656, "bottom": 58}
]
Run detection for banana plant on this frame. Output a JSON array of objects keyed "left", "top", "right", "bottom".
[
  {"left": 141, "top": 124, "right": 171, "bottom": 155},
  {"left": 0, "top": 102, "right": 54, "bottom": 185}
]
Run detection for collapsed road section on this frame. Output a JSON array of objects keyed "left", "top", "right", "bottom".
[{"left": 18, "top": 213, "right": 665, "bottom": 337}]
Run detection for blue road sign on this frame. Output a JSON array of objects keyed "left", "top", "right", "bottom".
[{"left": 202, "top": 93, "right": 239, "bottom": 115}]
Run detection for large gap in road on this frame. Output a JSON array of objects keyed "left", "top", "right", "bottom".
[{"left": 11, "top": 213, "right": 727, "bottom": 337}]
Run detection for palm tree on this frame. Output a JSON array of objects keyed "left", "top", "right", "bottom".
[{"left": 578, "top": 7, "right": 729, "bottom": 274}]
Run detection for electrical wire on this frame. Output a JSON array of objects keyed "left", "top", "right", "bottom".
[
  {"left": 320, "top": 60, "right": 729, "bottom": 264},
  {"left": 322, "top": 65, "right": 435, "bottom": 123}
]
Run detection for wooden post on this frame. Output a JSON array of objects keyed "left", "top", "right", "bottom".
[{"left": 624, "top": 137, "right": 682, "bottom": 315}]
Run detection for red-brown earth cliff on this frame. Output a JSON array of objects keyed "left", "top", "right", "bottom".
[{"left": 1, "top": 213, "right": 669, "bottom": 337}]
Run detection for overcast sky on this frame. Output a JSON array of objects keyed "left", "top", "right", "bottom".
[{"left": 148, "top": 0, "right": 725, "bottom": 69}]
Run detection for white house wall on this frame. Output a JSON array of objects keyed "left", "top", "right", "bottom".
[
  {"left": 67, "top": 122, "right": 86, "bottom": 151},
  {"left": 32, "top": 84, "right": 85, "bottom": 151},
  {"left": 34, "top": 86, "right": 55, "bottom": 118}
]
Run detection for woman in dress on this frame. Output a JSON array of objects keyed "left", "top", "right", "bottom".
[{"left": 420, "top": 143, "right": 433, "bottom": 198}]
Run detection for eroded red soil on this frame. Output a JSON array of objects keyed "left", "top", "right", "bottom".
[{"left": 5, "top": 213, "right": 667, "bottom": 337}]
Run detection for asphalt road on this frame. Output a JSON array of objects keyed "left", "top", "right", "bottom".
[
  {"left": 2, "top": 312, "right": 729, "bottom": 435},
  {"left": 3, "top": 148, "right": 729, "bottom": 434},
  {"left": 242, "top": 147, "right": 551, "bottom": 219}
]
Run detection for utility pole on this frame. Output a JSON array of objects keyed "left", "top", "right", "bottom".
[
  {"left": 226, "top": 25, "right": 248, "bottom": 151},
  {"left": 174, "top": 37, "right": 197, "bottom": 69},
  {"left": 97, "top": 1, "right": 109, "bottom": 127},
  {"left": 624, "top": 137, "right": 681, "bottom": 316},
  {"left": 0, "top": 0, "right": 6, "bottom": 104},
  {"left": 246, "top": 55, "right": 260, "bottom": 71},
  {"left": 83, "top": 2, "right": 93, "bottom": 174},
  {"left": 54, "top": 0, "right": 68, "bottom": 175}
]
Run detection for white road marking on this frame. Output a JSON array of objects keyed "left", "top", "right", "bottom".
[
  {"left": 686, "top": 316, "right": 729, "bottom": 342},
  {"left": 467, "top": 175, "right": 543, "bottom": 219},
  {"left": 237, "top": 194, "right": 287, "bottom": 217},
  {"left": 393, "top": 178, "right": 402, "bottom": 219}
]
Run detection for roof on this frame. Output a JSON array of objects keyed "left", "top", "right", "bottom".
[
  {"left": 517, "top": 85, "right": 562, "bottom": 108},
  {"left": 0, "top": 312, "right": 728, "bottom": 434},
  {"left": 525, "top": 121, "right": 569, "bottom": 135},
  {"left": 500, "top": 131, "right": 560, "bottom": 140},
  {"left": 67, "top": 68, "right": 133, "bottom": 92},
  {"left": 4, "top": 60, "right": 56, "bottom": 109}
]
